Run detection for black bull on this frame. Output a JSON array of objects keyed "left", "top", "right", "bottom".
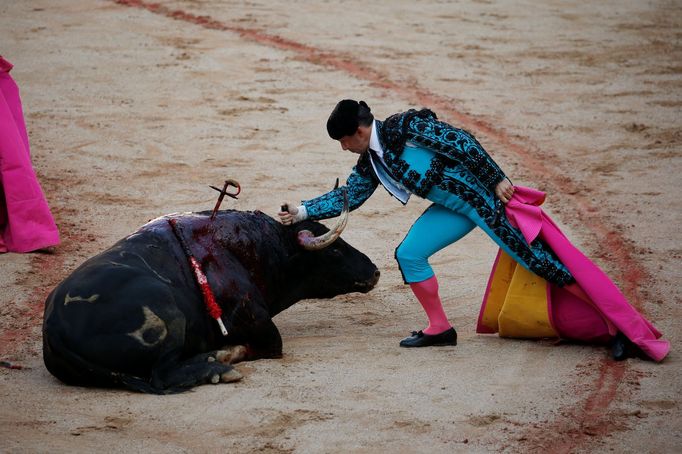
[{"left": 42, "top": 210, "right": 380, "bottom": 393}]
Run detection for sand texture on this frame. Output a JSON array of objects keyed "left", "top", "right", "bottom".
[{"left": 1, "top": 1, "right": 680, "bottom": 452}]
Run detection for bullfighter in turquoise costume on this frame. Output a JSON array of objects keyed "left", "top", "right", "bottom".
[{"left": 279, "top": 100, "right": 574, "bottom": 348}]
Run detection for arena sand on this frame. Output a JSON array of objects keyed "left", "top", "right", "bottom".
[{"left": 1, "top": 1, "right": 680, "bottom": 452}]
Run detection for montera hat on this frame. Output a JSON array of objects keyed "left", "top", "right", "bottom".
[{"left": 326, "top": 99, "right": 371, "bottom": 140}]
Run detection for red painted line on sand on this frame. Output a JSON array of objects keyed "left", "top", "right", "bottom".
[
  {"left": 520, "top": 360, "right": 627, "bottom": 453},
  {"left": 110, "top": 0, "right": 646, "bottom": 449},
  {"left": 1, "top": 254, "right": 57, "bottom": 359}
]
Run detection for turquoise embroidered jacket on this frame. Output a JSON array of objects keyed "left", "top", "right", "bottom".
[
  {"left": 303, "top": 109, "right": 506, "bottom": 219},
  {"left": 302, "top": 109, "right": 573, "bottom": 286}
]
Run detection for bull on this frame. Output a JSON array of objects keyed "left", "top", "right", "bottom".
[{"left": 42, "top": 197, "right": 379, "bottom": 394}]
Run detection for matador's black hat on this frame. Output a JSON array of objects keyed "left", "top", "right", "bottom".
[{"left": 326, "top": 99, "right": 371, "bottom": 140}]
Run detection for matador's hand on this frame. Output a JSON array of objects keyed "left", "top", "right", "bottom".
[
  {"left": 495, "top": 179, "right": 515, "bottom": 204},
  {"left": 278, "top": 203, "right": 299, "bottom": 225},
  {"left": 279, "top": 203, "right": 308, "bottom": 224}
]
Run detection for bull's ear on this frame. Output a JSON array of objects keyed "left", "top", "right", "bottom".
[{"left": 293, "top": 220, "right": 329, "bottom": 236}]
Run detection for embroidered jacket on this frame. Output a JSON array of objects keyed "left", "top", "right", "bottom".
[
  {"left": 303, "top": 109, "right": 506, "bottom": 219},
  {"left": 302, "top": 109, "right": 573, "bottom": 286}
]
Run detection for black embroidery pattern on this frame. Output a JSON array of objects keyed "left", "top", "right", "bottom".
[
  {"left": 379, "top": 114, "right": 410, "bottom": 182},
  {"left": 379, "top": 109, "right": 506, "bottom": 196},
  {"left": 355, "top": 150, "right": 375, "bottom": 179},
  {"left": 413, "top": 156, "right": 446, "bottom": 198},
  {"left": 405, "top": 170, "right": 420, "bottom": 188},
  {"left": 381, "top": 109, "right": 435, "bottom": 153},
  {"left": 408, "top": 117, "right": 506, "bottom": 191},
  {"left": 438, "top": 175, "right": 574, "bottom": 286},
  {"left": 303, "top": 152, "right": 378, "bottom": 220}
]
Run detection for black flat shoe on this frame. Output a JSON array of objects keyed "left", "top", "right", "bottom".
[
  {"left": 399, "top": 327, "right": 457, "bottom": 348},
  {"left": 612, "top": 332, "right": 632, "bottom": 361}
]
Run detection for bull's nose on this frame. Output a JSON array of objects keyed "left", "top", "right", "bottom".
[
  {"left": 369, "top": 269, "right": 380, "bottom": 287},
  {"left": 356, "top": 269, "right": 380, "bottom": 293}
]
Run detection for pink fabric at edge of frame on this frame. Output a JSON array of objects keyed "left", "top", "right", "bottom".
[{"left": 0, "top": 56, "right": 59, "bottom": 253}]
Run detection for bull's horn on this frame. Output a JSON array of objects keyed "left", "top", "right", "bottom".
[{"left": 298, "top": 188, "right": 349, "bottom": 250}]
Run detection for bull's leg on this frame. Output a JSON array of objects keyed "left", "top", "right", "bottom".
[
  {"left": 107, "top": 278, "right": 244, "bottom": 391},
  {"left": 214, "top": 346, "right": 248, "bottom": 364},
  {"left": 172, "top": 348, "right": 248, "bottom": 365},
  {"left": 150, "top": 351, "right": 243, "bottom": 390}
]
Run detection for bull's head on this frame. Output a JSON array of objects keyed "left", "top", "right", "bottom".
[
  {"left": 289, "top": 191, "right": 379, "bottom": 299},
  {"left": 292, "top": 223, "right": 380, "bottom": 298}
]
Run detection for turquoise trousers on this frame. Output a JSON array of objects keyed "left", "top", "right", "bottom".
[{"left": 395, "top": 145, "right": 531, "bottom": 283}]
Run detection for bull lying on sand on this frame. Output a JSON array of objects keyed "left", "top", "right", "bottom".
[{"left": 43, "top": 199, "right": 379, "bottom": 394}]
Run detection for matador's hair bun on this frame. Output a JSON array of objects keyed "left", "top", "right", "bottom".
[{"left": 327, "top": 99, "right": 372, "bottom": 140}]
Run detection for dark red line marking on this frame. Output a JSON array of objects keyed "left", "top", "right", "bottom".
[
  {"left": 108, "top": 1, "right": 650, "bottom": 449},
  {"left": 1, "top": 253, "right": 61, "bottom": 359},
  {"left": 521, "top": 360, "right": 627, "bottom": 453}
]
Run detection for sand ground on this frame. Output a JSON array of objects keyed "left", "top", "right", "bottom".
[{"left": 1, "top": 0, "right": 680, "bottom": 452}]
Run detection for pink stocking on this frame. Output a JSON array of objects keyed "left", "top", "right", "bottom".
[{"left": 409, "top": 275, "right": 452, "bottom": 335}]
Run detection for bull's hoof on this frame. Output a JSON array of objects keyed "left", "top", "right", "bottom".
[
  {"left": 215, "top": 346, "right": 248, "bottom": 364},
  {"left": 210, "top": 374, "right": 221, "bottom": 384},
  {"left": 220, "top": 369, "right": 243, "bottom": 383}
]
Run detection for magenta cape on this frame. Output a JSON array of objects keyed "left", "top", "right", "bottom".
[
  {"left": 477, "top": 186, "right": 669, "bottom": 362},
  {"left": 0, "top": 56, "right": 59, "bottom": 252}
]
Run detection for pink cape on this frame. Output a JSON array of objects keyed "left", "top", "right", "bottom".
[
  {"left": 0, "top": 56, "right": 59, "bottom": 252},
  {"left": 481, "top": 186, "right": 669, "bottom": 361}
]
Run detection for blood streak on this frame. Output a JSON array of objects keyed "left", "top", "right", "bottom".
[
  {"left": 168, "top": 217, "right": 226, "bottom": 333},
  {"left": 189, "top": 256, "right": 221, "bottom": 320}
]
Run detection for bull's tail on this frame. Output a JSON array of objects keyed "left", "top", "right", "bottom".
[{"left": 42, "top": 332, "right": 185, "bottom": 395}]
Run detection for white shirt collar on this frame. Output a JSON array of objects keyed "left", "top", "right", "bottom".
[{"left": 369, "top": 120, "right": 384, "bottom": 158}]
